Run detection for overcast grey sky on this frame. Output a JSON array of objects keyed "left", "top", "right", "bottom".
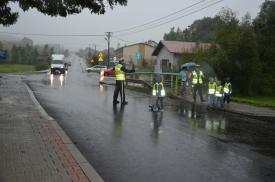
[{"left": 0, "top": 0, "right": 264, "bottom": 51}]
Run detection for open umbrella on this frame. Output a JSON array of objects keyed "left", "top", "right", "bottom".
[{"left": 180, "top": 62, "right": 198, "bottom": 69}]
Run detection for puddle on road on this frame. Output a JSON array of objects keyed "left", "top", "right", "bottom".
[{"left": 169, "top": 101, "right": 275, "bottom": 157}]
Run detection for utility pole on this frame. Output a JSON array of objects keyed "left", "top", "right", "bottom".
[
  {"left": 93, "top": 44, "right": 96, "bottom": 55},
  {"left": 105, "top": 32, "right": 112, "bottom": 67},
  {"left": 88, "top": 44, "right": 91, "bottom": 60}
]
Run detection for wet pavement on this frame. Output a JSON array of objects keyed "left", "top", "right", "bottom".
[{"left": 25, "top": 54, "right": 275, "bottom": 182}]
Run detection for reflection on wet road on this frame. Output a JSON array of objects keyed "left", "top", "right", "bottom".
[
  {"left": 26, "top": 55, "right": 275, "bottom": 182},
  {"left": 48, "top": 73, "right": 66, "bottom": 87}
]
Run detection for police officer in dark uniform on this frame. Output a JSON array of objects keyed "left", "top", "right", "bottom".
[{"left": 113, "top": 58, "right": 135, "bottom": 105}]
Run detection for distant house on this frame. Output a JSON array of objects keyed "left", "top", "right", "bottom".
[
  {"left": 152, "top": 41, "right": 210, "bottom": 72},
  {"left": 115, "top": 42, "right": 156, "bottom": 66}
]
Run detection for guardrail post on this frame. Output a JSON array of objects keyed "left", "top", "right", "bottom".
[
  {"left": 175, "top": 76, "right": 179, "bottom": 94},
  {"left": 170, "top": 76, "right": 173, "bottom": 89}
]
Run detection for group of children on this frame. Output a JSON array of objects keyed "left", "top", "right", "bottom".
[
  {"left": 208, "top": 77, "right": 232, "bottom": 108},
  {"left": 149, "top": 73, "right": 232, "bottom": 112}
]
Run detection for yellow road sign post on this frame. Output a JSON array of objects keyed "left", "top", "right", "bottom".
[{"left": 98, "top": 52, "right": 104, "bottom": 62}]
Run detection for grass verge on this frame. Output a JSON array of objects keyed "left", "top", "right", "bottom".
[
  {"left": 232, "top": 96, "right": 275, "bottom": 109},
  {"left": 0, "top": 64, "right": 36, "bottom": 73}
]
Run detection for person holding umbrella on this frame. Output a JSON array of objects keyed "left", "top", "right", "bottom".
[
  {"left": 179, "top": 67, "right": 188, "bottom": 95},
  {"left": 180, "top": 62, "right": 196, "bottom": 95}
]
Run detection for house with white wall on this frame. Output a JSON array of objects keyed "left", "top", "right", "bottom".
[
  {"left": 115, "top": 42, "right": 156, "bottom": 66},
  {"left": 152, "top": 41, "right": 210, "bottom": 72}
]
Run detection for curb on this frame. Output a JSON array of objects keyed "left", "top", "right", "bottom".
[
  {"left": 25, "top": 83, "right": 104, "bottom": 182},
  {"left": 171, "top": 94, "right": 275, "bottom": 122}
]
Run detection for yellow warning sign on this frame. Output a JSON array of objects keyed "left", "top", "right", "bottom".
[{"left": 98, "top": 52, "right": 104, "bottom": 62}]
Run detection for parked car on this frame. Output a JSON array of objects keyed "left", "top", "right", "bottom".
[
  {"left": 86, "top": 65, "right": 107, "bottom": 72},
  {"left": 103, "top": 68, "right": 115, "bottom": 76}
]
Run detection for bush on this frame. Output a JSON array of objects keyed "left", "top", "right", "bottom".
[{"left": 34, "top": 62, "right": 49, "bottom": 71}]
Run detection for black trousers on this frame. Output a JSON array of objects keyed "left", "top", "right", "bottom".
[
  {"left": 223, "top": 94, "right": 230, "bottom": 104},
  {"left": 155, "top": 97, "right": 163, "bottom": 109},
  {"left": 113, "top": 80, "right": 126, "bottom": 103},
  {"left": 193, "top": 84, "right": 203, "bottom": 102}
]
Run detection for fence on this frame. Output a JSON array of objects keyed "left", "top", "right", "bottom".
[
  {"left": 100, "top": 71, "right": 206, "bottom": 96},
  {"left": 127, "top": 72, "right": 182, "bottom": 95}
]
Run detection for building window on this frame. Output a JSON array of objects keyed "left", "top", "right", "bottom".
[{"left": 161, "top": 59, "right": 169, "bottom": 72}]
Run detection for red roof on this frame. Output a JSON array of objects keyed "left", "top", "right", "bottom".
[{"left": 152, "top": 41, "right": 210, "bottom": 56}]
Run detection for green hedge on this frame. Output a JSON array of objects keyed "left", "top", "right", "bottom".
[{"left": 34, "top": 62, "right": 49, "bottom": 71}]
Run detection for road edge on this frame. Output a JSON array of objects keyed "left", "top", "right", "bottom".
[
  {"left": 24, "top": 83, "right": 104, "bottom": 182},
  {"left": 170, "top": 94, "right": 275, "bottom": 122}
]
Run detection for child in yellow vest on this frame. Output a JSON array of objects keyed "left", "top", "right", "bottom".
[
  {"left": 215, "top": 80, "right": 224, "bottom": 107},
  {"left": 207, "top": 77, "right": 216, "bottom": 108},
  {"left": 149, "top": 74, "right": 166, "bottom": 112}
]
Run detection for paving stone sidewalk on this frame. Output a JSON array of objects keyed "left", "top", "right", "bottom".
[{"left": 0, "top": 75, "right": 94, "bottom": 182}]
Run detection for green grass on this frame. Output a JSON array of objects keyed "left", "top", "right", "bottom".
[
  {"left": 136, "top": 67, "right": 154, "bottom": 72},
  {"left": 232, "top": 96, "right": 275, "bottom": 109},
  {"left": 0, "top": 64, "right": 36, "bottom": 73}
]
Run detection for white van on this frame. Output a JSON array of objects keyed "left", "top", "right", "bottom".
[{"left": 50, "top": 54, "right": 65, "bottom": 74}]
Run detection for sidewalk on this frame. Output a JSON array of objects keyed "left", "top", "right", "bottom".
[
  {"left": 0, "top": 75, "right": 103, "bottom": 182},
  {"left": 172, "top": 93, "right": 275, "bottom": 122}
]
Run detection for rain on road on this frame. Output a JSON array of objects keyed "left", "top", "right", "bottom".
[{"left": 25, "top": 55, "right": 275, "bottom": 182}]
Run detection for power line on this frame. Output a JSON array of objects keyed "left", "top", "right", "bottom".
[
  {"left": 113, "top": 0, "right": 207, "bottom": 33},
  {"left": 0, "top": 31, "right": 105, "bottom": 37},
  {"left": 116, "top": 0, "right": 224, "bottom": 37},
  {"left": 112, "top": 35, "right": 134, "bottom": 44},
  {"left": 114, "top": 0, "right": 212, "bottom": 35}
]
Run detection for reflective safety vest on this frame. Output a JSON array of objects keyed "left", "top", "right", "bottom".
[
  {"left": 192, "top": 70, "right": 203, "bottom": 84},
  {"left": 208, "top": 82, "right": 216, "bottom": 95},
  {"left": 224, "top": 82, "right": 231, "bottom": 94},
  {"left": 115, "top": 64, "right": 125, "bottom": 80},
  {"left": 152, "top": 82, "right": 166, "bottom": 97},
  {"left": 215, "top": 85, "right": 223, "bottom": 97}
]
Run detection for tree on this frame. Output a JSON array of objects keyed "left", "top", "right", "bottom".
[
  {"left": 164, "top": 27, "right": 178, "bottom": 40},
  {"left": 0, "top": 41, "right": 3, "bottom": 49},
  {"left": 0, "top": 0, "right": 127, "bottom": 26},
  {"left": 9, "top": 45, "right": 19, "bottom": 63},
  {"left": 211, "top": 8, "right": 260, "bottom": 95},
  {"left": 163, "top": 17, "right": 222, "bottom": 42},
  {"left": 253, "top": 0, "right": 275, "bottom": 94},
  {"left": 42, "top": 44, "right": 49, "bottom": 56}
]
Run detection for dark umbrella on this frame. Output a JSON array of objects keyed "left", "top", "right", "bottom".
[{"left": 180, "top": 62, "right": 198, "bottom": 69}]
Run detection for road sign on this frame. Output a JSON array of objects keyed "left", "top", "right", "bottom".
[
  {"left": 136, "top": 51, "right": 141, "bottom": 61},
  {"left": 98, "top": 52, "right": 104, "bottom": 62}
]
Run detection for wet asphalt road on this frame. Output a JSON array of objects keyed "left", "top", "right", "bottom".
[{"left": 26, "top": 55, "right": 275, "bottom": 182}]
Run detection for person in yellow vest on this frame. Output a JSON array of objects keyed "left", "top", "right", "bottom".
[
  {"left": 207, "top": 77, "right": 216, "bottom": 107},
  {"left": 215, "top": 80, "right": 224, "bottom": 107},
  {"left": 113, "top": 58, "right": 135, "bottom": 105},
  {"left": 223, "top": 77, "right": 232, "bottom": 104},
  {"left": 191, "top": 65, "right": 205, "bottom": 102},
  {"left": 150, "top": 74, "right": 166, "bottom": 112}
]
